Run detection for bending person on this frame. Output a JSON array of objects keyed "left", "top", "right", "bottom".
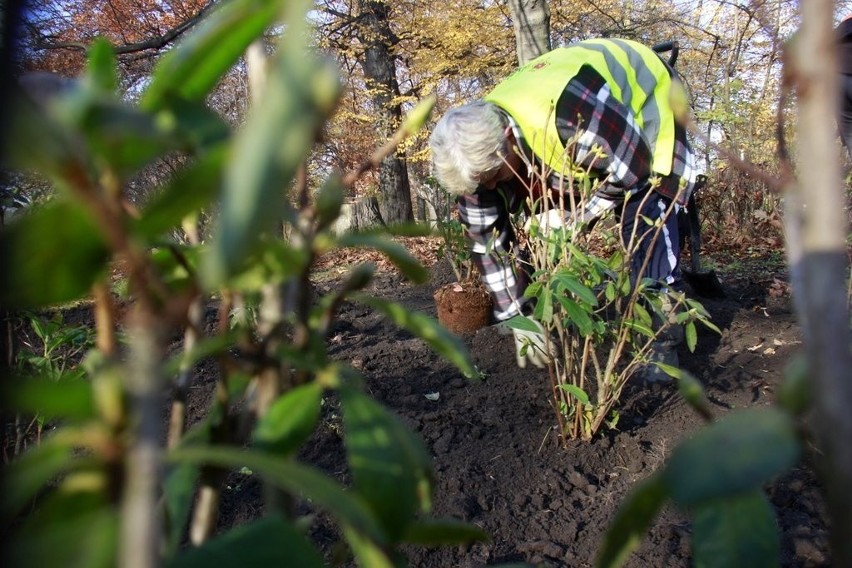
[{"left": 428, "top": 38, "right": 699, "bottom": 379}]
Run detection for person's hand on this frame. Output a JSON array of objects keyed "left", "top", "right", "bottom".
[{"left": 511, "top": 318, "right": 551, "bottom": 369}]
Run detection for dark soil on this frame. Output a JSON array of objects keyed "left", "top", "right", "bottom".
[{"left": 211, "top": 256, "right": 829, "bottom": 567}]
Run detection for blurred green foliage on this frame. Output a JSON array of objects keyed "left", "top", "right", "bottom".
[{"left": 0, "top": 1, "right": 485, "bottom": 566}]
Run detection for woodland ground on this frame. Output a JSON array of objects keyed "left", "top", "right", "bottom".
[
  {"left": 6, "top": 237, "right": 830, "bottom": 567},
  {"left": 207, "top": 239, "right": 829, "bottom": 568}
]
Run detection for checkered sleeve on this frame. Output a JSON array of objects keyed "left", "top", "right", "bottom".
[
  {"left": 554, "top": 66, "right": 653, "bottom": 203},
  {"left": 457, "top": 186, "right": 530, "bottom": 322},
  {"left": 554, "top": 65, "right": 698, "bottom": 206}
]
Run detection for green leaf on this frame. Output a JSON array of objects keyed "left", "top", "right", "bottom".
[
  {"left": 2, "top": 376, "right": 96, "bottom": 421},
  {"left": 78, "top": 98, "right": 182, "bottom": 175},
  {"left": 537, "top": 287, "right": 554, "bottom": 323},
  {"left": 163, "top": 463, "right": 200, "bottom": 558},
  {"left": 699, "top": 317, "right": 722, "bottom": 335},
  {"left": 676, "top": 370, "right": 712, "bottom": 410},
  {"left": 379, "top": 222, "right": 434, "bottom": 238},
  {"left": 504, "top": 315, "right": 541, "bottom": 334},
  {"left": 147, "top": 245, "right": 199, "bottom": 292},
  {"left": 524, "top": 280, "right": 543, "bottom": 299},
  {"left": 632, "top": 302, "right": 653, "bottom": 329},
  {"left": 692, "top": 491, "right": 780, "bottom": 568},
  {"left": 354, "top": 294, "right": 477, "bottom": 379},
  {"left": 154, "top": 96, "right": 231, "bottom": 153},
  {"left": 777, "top": 353, "right": 810, "bottom": 416},
  {"left": 558, "top": 295, "right": 594, "bottom": 336},
  {"left": 596, "top": 473, "right": 668, "bottom": 568},
  {"left": 253, "top": 382, "right": 323, "bottom": 456},
  {"left": 133, "top": 146, "right": 226, "bottom": 239},
  {"left": 85, "top": 39, "right": 117, "bottom": 93},
  {"left": 685, "top": 298, "right": 712, "bottom": 318},
  {"left": 141, "top": 0, "right": 284, "bottom": 110},
  {"left": 654, "top": 362, "right": 683, "bottom": 379},
  {"left": 623, "top": 319, "right": 654, "bottom": 338},
  {"left": 337, "top": 233, "right": 428, "bottom": 284},
  {"left": 340, "top": 386, "right": 434, "bottom": 542},
  {"left": 558, "top": 384, "right": 591, "bottom": 406},
  {"left": 6, "top": 488, "right": 117, "bottom": 568},
  {"left": 224, "top": 237, "right": 309, "bottom": 292},
  {"left": 685, "top": 321, "right": 698, "bottom": 352},
  {"left": 31, "top": 316, "right": 48, "bottom": 341},
  {"left": 401, "top": 93, "right": 437, "bottom": 135},
  {"left": 553, "top": 273, "right": 598, "bottom": 306},
  {"left": 605, "top": 281, "right": 616, "bottom": 302},
  {"left": 4, "top": 87, "right": 83, "bottom": 184},
  {"left": 202, "top": 2, "right": 342, "bottom": 285},
  {"left": 1, "top": 200, "right": 109, "bottom": 308},
  {"left": 168, "top": 445, "right": 387, "bottom": 545},
  {"left": 168, "top": 515, "right": 324, "bottom": 568},
  {"left": 342, "top": 525, "right": 396, "bottom": 568},
  {"left": 403, "top": 518, "right": 489, "bottom": 546},
  {"left": 662, "top": 408, "right": 800, "bottom": 507},
  {"left": 0, "top": 436, "right": 75, "bottom": 520}
]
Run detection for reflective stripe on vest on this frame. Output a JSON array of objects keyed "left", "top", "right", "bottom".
[{"left": 484, "top": 38, "right": 676, "bottom": 178}]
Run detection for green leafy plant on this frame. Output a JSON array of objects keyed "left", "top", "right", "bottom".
[
  {"left": 596, "top": 362, "right": 808, "bottom": 568},
  {"left": 437, "top": 214, "right": 474, "bottom": 282},
  {"left": 424, "top": 177, "right": 476, "bottom": 282},
  {"left": 17, "top": 311, "right": 95, "bottom": 382},
  {"left": 506, "top": 146, "right": 719, "bottom": 442},
  {"left": 6, "top": 310, "right": 95, "bottom": 450},
  {"left": 0, "top": 1, "right": 486, "bottom": 566}
]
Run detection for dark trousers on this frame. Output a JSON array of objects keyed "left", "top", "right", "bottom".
[{"left": 618, "top": 190, "right": 682, "bottom": 291}]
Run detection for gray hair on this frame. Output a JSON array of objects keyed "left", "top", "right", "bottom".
[{"left": 429, "top": 100, "right": 506, "bottom": 196}]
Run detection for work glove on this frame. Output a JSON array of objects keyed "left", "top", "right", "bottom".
[
  {"left": 523, "top": 209, "right": 568, "bottom": 237},
  {"left": 511, "top": 318, "right": 551, "bottom": 369}
]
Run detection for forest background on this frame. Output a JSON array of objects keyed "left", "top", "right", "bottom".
[
  {"left": 9, "top": 0, "right": 852, "bottom": 232},
  {"left": 2, "top": 1, "right": 852, "bottom": 567}
]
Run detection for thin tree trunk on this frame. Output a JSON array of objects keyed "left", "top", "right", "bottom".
[
  {"left": 119, "top": 309, "right": 165, "bottom": 568},
  {"left": 507, "top": 0, "right": 551, "bottom": 66},
  {"left": 784, "top": 3, "right": 852, "bottom": 565},
  {"left": 356, "top": 0, "right": 412, "bottom": 224},
  {"left": 353, "top": 196, "right": 385, "bottom": 230}
]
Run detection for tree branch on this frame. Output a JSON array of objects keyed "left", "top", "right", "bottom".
[{"left": 30, "top": 0, "right": 217, "bottom": 58}]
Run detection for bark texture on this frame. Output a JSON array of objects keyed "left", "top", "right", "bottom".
[
  {"left": 507, "top": 0, "right": 552, "bottom": 66},
  {"left": 356, "top": 0, "right": 414, "bottom": 224}
]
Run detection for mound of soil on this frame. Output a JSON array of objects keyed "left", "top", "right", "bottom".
[
  {"left": 434, "top": 279, "right": 492, "bottom": 334},
  {"left": 211, "top": 257, "right": 828, "bottom": 567}
]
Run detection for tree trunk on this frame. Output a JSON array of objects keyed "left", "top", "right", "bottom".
[
  {"left": 507, "top": 0, "right": 551, "bottom": 66},
  {"left": 784, "top": 2, "right": 852, "bottom": 565},
  {"left": 350, "top": 196, "right": 385, "bottom": 231},
  {"left": 334, "top": 196, "right": 385, "bottom": 234},
  {"left": 356, "top": 0, "right": 413, "bottom": 224}
]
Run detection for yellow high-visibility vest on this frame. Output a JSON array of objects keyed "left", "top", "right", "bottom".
[{"left": 485, "top": 38, "right": 677, "bottom": 178}]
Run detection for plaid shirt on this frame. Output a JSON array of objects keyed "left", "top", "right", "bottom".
[{"left": 458, "top": 65, "right": 699, "bottom": 322}]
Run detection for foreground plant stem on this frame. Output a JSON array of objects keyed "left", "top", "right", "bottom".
[
  {"left": 782, "top": 4, "right": 852, "bottom": 564},
  {"left": 120, "top": 307, "right": 165, "bottom": 568}
]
